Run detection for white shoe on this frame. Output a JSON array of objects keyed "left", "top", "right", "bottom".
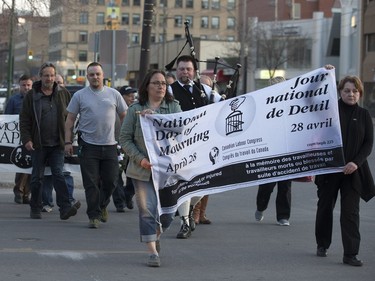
[
  {"left": 277, "top": 219, "right": 290, "bottom": 226},
  {"left": 255, "top": 210, "right": 264, "bottom": 221},
  {"left": 42, "top": 205, "right": 53, "bottom": 213}
]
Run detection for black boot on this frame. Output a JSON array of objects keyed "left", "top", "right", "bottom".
[{"left": 176, "top": 217, "right": 191, "bottom": 239}]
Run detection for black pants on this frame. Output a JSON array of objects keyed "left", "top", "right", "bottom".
[
  {"left": 79, "top": 140, "right": 119, "bottom": 220},
  {"left": 256, "top": 180, "right": 291, "bottom": 220},
  {"left": 112, "top": 170, "right": 135, "bottom": 209},
  {"left": 315, "top": 174, "right": 360, "bottom": 256}
]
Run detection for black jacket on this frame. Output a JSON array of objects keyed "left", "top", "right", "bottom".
[
  {"left": 19, "top": 80, "right": 71, "bottom": 150},
  {"left": 315, "top": 99, "right": 375, "bottom": 201}
]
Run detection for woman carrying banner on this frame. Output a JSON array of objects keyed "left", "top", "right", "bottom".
[
  {"left": 119, "top": 70, "right": 182, "bottom": 267},
  {"left": 315, "top": 67, "right": 375, "bottom": 266}
]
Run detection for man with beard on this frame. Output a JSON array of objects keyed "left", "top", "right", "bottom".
[{"left": 19, "top": 62, "right": 81, "bottom": 220}]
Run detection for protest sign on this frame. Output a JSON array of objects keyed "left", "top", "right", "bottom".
[
  {"left": 0, "top": 115, "right": 80, "bottom": 174},
  {"left": 140, "top": 68, "right": 344, "bottom": 214}
]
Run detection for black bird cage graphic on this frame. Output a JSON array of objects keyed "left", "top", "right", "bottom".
[{"left": 226, "top": 110, "right": 244, "bottom": 135}]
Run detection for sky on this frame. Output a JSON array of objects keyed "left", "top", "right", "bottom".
[{"left": 2, "top": 0, "right": 49, "bottom": 16}]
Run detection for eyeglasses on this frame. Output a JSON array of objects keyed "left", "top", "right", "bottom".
[{"left": 150, "top": 81, "right": 167, "bottom": 87}]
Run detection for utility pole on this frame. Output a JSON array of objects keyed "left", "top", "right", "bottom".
[
  {"left": 138, "top": 0, "right": 155, "bottom": 85},
  {"left": 7, "top": 0, "right": 15, "bottom": 99},
  {"left": 239, "top": 0, "right": 247, "bottom": 94}
]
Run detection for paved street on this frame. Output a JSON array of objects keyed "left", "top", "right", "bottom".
[{"left": 1, "top": 165, "right": 375, "bottom": 281}]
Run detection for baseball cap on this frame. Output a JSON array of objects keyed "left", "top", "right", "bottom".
[{"left": 119, "top": 86, "right": 137, "bottom": 96}]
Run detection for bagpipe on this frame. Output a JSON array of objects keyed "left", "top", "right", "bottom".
[{"left": 165, "top": 20, "right": 241, "bottom": 102}]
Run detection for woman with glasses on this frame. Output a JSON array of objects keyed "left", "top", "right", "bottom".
[{"left": 119, "top": 70, "right": 182, "bottom": 267}]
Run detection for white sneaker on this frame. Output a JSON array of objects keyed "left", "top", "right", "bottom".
[
  {"left": 42, "top": 205, "right": 53, "bottom": 213},
  {"left": 277, "top": 219, "right": 290, "bottom": 226},
  {"left": 255, "top": 210, "right": 264, "bottom": 221}
]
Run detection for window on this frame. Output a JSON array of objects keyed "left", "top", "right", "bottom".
[
  {"left": 133, "top": 0, "right": 141, "bottom": 6},
  {"left": 367, "top": 33, "right": 375, "bottom": 52},
  {"left": 160, "top": 0, "right": 168, "bottom": 7},
  {"left": 175, "top": 0, "right": 183, "bottom": 8},
  {"left": 174, "top": 15, "right": 182, "bottom": 27},
  {"left": 159, "top": 14, "right": 165, "bottom": 27},
  {"left": 211, "top": 17, "right": 219, "bottom": 29},
  {"left": 174, "top": 34, "right": 182, "bottom": 39},
  {"left": 78, "top": 50, "right": 87, "bottom": 62},
  {"left": 201, "top": 16, "right": 208, "bottom": 28},
  {"left": 96, "top": 12, "right": 105, "bottom": 24},
  {"left": 227, "top": 0, "right": 235, "bottom": 10},
  {"left": 49, "top": 32, "right": 61, "bottom": 45},
  {"left": 97, "top": 0, "right": 105, "bottom": 5},
  {"left": 79, "top": 12, "right": 89, "bottom": 24},
  {"left": 132, "top": 14, "right": 141, "bottom": 25},
  {"left": 79, "top": 31, "right": 88, "bottom": 43},
  {"left": 122, "top": 13, "right": 129, "bottom": 25},
  {"left": 80, "top": 0, "right": 89, "bottom": 4},
  {"left": 287, "top": 39, "right": 312, "bottom": 68},
  {"left": 122, "top": 0, "right": 129, "bottom": 5},
  {"left": 131, "top": 33, "right": 140, "bottom": 44},
  {"left": 202, "top": 0, "right": 209, "bottom": 9},
  {"left": 227, "top": 17, "right": 235, "bottom": 29},
  {"left": 186, "top": 16, "right": 193, "bottom": 27},
  {"left": 211, "top": 0, "right": 220, "bottom": 9},
  {"left": 186, "top": 0, "right": 193, "bottom": 8},
  {"left": 227, "top": 36, "right": 235, "bottom": 41}
]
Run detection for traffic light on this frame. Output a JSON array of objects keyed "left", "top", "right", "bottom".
[{"left": 28, "top": 50, "right": 33, "bottom": 60}]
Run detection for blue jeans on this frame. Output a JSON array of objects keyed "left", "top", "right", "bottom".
[
  {"left": 42, "top": 172, "right": 75, "bottom": 206},
  {"left": 29, "top": 146, "right": 70, "bottom": 212},
  {"left": 132, "top": 178, "right": 174, "bottom": 242},
  {"left": 79, "top": 140, "right": 118, "bottom": 219}
]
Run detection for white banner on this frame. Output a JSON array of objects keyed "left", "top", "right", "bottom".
[
  {"left": 0, "top": 115, "right": 80, "bottom": 174},
  {"left": 140, "top": 68, "right": 345, "bottom": 214}
]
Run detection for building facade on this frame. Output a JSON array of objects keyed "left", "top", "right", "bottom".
[{"left": 47, "top": 0, "right": 240, "bottom": 85}]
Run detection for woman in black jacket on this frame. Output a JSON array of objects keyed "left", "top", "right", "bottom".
[{"left": 315, "top": 73, "right": 375, "bottom": 266}]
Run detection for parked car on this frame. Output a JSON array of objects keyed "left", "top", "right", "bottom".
[{"left": 64, "top": 85, "right": 85, "bottom": 95}]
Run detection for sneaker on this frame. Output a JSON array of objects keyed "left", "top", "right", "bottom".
[
  {"left": 343, "top": 255, "right": 363, "bottom": 266},
  {"left": 255, "top": 210, "right": 264, "bottom": 221},
  {"left": 30, "top": 209, "right": 42, "bottom": 219},
  {"left": 148, "top": 254, "right": 161, "bottom": 267},
  {"left": 317, "top": 247, "right": 327, "bottom": 257},
  {"left": 100, "top": 207, "right": 108, "bottom": 222},
  {"left": 125, "top": 196, "right": 134, "bottom": 210},
  {"left": 60, "top": 200, "right": 81, "bottom": 220},
  {"left": 277, "top": 219, "right": 290, "bottom": 226},
  {"left": 116, "top": 207, "right": 125, "bottom": 213},
  {"left": 176, "top": 218, "right": 191, "bottom": 239},
  {"left": 42, "top": 205, "right": 53, "bottom": 213},
  {"left": 88, "top": 218, "right": 100, "bottom": 229}
]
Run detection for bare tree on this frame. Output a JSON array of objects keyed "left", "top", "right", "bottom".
[{"left": 254, "top": 23, "right": 312, "bottom": 79}]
